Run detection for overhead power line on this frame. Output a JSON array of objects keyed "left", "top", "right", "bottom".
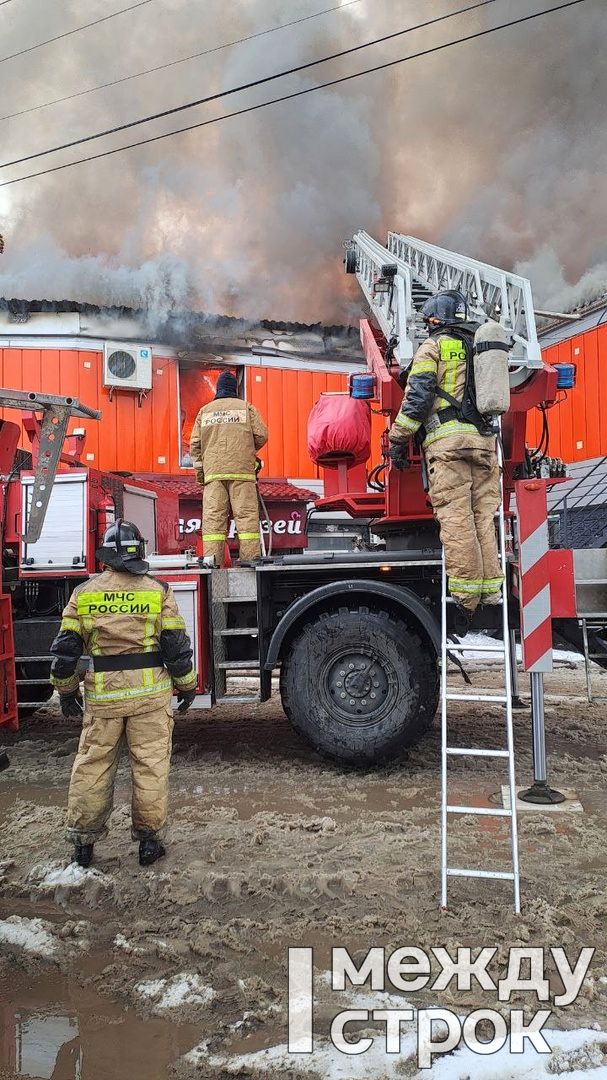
[
  {"left": 0, "top": 0, "right": 364, "bottom": 123},
  {"left": 2, "top": 0, "right": 500, "bottom": 168},
  {"left": 0, "top": 0, "right": 154, "bottom": 65},
  {"left": 1, "top": 0, "right": 588, "bottom": 188}
]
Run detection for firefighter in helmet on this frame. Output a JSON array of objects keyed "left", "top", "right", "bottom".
[
  {"left": 50, "top": 520, "right": 197, "bottom": 868},
  {"left": 189, "top": 370, "right": 268, "bottom": 566},
  {"left": 388, "top": 290, "right": 502, "bottom": 622}
]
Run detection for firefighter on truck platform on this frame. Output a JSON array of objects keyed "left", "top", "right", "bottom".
[
  {"left": 388, "top": 289, "right": 503, "bottom": 625},
  {"left": 189, "top": 370, "right": 269, "bottom": 566},
  {"left": 50, "top": 521, "right": 197, "bottom": 869}
]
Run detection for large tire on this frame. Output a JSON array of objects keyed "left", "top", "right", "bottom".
[{"left": 280, "top": 606, "right": 439, "bottom": 766}]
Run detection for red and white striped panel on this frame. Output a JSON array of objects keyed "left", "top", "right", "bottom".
[{"left": 515, "top": 480, "right": 553, "bottom": 673}]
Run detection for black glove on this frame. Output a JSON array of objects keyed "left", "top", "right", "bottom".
[
  {"left": 60, "top": 690, "right": 84, "bottom": 718},
  {"left": 177, "top": 687, "right": 197, "bottom": 714},
  {"left": 254, "top": 457, "right": 262, "bottom": 475},
  {"left": 389, "top": 443, "right": 410, "bottom": 470}
]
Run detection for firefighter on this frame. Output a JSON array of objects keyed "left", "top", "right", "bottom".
[
  {"left": 50, "top": 520, "right": 197, "bottom": 868},
  {"left": 189, "top": 370, "right": 268, "bottom": 566},
  {"left": 388, "top": 290, "right": 502, "bottom": 621}
]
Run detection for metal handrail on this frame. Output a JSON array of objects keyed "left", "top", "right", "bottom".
[{"left": 551, "top": 455, "right": 607, "bottom": 512}]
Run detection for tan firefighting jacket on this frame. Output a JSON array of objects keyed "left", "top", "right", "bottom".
[
  {"left": 50, "top": 568, "right": 197, "bottom": 718},
  {"left": 189, "top": 397, "right": 268, "bottom": 484},
  {"left": 389, "top": 333, "right": 494, "bottom": 452}
]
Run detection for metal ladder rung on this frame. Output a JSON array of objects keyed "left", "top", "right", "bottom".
[
  {"left": 445, "top": 693, "right": 508, "bottom": 703},
  {"left": 447, "top": 868, "right": 515, "bottom": 881},
  {"left": 447, "top": 643, "right": 505, "bottom": 654},
  {"left": 446, "top": 748, "right": 509, "bottom": 758},
  {"left": 440, "top": 428, "right": 520, "bottom": 913}
]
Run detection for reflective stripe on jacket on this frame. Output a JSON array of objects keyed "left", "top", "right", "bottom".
[
  {"left": 189, "top": 397, "right": 268, "bottom": 484},
  {"left": 50, "top": 568, "right": 197, "bottom": 717}
]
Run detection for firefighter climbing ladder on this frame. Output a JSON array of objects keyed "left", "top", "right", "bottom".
[{"left": 440, "top": 440, "right": 521, "bottom": 914}]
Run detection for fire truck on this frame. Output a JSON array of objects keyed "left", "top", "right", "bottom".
[{"left": 2, "top": 233, "right": 606, "bottom": 773}]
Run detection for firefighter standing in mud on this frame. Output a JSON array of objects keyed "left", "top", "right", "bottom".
[
  {"left": 388, "top": 289, "right": 503, "bottom": 624},
  {"left": 189, "top": 370, "right": 268, "bottom": 566},
  {"left": 50, "top": 521, "right": 197, "bottom": 868}
]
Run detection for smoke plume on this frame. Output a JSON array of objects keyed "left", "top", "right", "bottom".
[{"left": 0, "top": 0, "right": 605, "bottom": 325}]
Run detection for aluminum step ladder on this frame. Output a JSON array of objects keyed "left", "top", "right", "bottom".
[{"left": 440, "top": 447, "right": 521, "bottom": 913}]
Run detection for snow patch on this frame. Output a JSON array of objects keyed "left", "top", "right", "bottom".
[
  {"left": 0, "top": 916, "right": 59, "bottom": 958},
  {"left": 136, "top": 973, "right": 216, "bottom": 1012},
  {"left": 457, "top": 633, "right": 582, "bottom": 666},
  {"left": 186, "top": 1025, "right": 607, "bottom": 1078},
  {"left": 27, "top": 861, "right": 111, "bottom": 890},
  {"left": 114, "top": 933, "right": 144, "bottom": 955}
]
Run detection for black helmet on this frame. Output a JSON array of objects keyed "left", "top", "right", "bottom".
[
  {"left": 96, "top": 519, "right": 149, "bottom": 575},
  {"left": 422, "top": 290, "right": 468, "bottom": 327}
]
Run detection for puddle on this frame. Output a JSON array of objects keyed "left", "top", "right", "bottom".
[
  {"left": 0, "top": 966, "right": 202, "bottom": 1080},
  {"left": 169, "top": 784, "right": 429, "bottom": 822},
  {"left": 0, "top": 786, "right": 65, "bottom": 816}
]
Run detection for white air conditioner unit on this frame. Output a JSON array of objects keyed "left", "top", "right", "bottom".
[{"left": 103, "top": 342, "right": 153, "bottom": 391}]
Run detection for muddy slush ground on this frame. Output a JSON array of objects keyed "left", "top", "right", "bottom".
[{"left": 1, "top": 661, "right": 607, "bottom": 1078}]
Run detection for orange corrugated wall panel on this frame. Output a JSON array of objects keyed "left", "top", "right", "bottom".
[
  {"left": 0, "top": 347, "right": 180, "bottom": 473},
  {"left": 1, "top": 345, "right": 393, "bottom": 481},
  {"left": 529, "top": 326, "right": 607, "bottom": 463}
]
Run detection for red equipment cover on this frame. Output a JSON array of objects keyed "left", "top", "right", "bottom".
[{"left": 307, "top": 395, "right": 371, "bottom": 468}]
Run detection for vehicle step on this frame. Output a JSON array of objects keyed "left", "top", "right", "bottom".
[
  {"left": 216, "top": 628, "right": 259, "bottom": 637},
  {"left": 216, "top": 660, "right": 261, "bottom": 670},
  {"left": 215, "top": 693, "right": 260, "bottom": 704},
  {"left": 219, "top": 597, "right": 258, "bottom": 604}
]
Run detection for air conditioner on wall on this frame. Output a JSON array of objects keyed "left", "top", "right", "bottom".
[{"left": 103, "top": 342, "right": 153, "bottom": 391}]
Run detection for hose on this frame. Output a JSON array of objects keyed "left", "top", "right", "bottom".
[
  {"left": 367, "top": 462, "right": 386, "bottom": 492},
  {"left": 257, "top": 485, "right": 273, "bottom": 557}
]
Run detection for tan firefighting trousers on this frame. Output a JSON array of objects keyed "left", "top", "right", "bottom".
[
  {"left": 426, "top": 444, "right": 503, "bottom": 612},
  {"left": 202, "top": 479, "right": 260, "bottom": 567},
  {"left": 66, "top": 704, "right": 174, "bottom": 844}
]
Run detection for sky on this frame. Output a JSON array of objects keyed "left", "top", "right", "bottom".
[{"left": 0, "top": 0, "right": 605, "bottom": 325}]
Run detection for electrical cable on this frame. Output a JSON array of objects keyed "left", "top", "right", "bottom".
[
  {"left": 1, "top": 0, "right": 588, "bottom": 187},
  {"left": 2, "top": 0, "right": 500, "bottom": 168},
  {"left": 0, "top": 0, "right": 364, "bottom": 124},
  {"left": 0, "top": 0, "right": 154, "bottom": 66}
]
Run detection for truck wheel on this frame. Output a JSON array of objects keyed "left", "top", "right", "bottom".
[{"left": 280, "top": 607, "right": 438, "bottom": 766}]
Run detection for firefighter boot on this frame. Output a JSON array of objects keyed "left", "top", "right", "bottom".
[
  {"left": 139, "top": 837, "right": 166, "bottom": 867},
  {"left": 74, "top": 843, "right": 94, "bottom": 868}
]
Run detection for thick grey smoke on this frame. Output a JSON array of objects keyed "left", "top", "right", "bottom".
[{"left": 0, "top": 0, "right": 605, "bottom": 324}]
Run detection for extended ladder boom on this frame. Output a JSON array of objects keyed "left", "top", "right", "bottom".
[{"left": 345, "top": 231, "right": 541, "bottom": 373}]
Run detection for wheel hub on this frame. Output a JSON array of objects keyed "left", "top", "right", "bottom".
[{"left": 324, "top": 649, "right": 392, "bottom": 721}]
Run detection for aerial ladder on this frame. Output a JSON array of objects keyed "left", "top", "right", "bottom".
[{"left": 342, "top": 232, "right": 568, "bottom": 910}]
